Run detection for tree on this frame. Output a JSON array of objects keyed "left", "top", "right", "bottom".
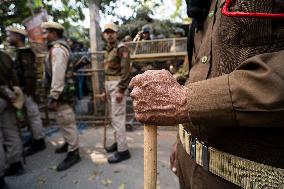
[
  {"left": 118, "top": 5, "right": 187, "bottom": 40},
  {"left": 0, "top": 0, "right": 88, "bottom": 42},
  {"left": 0, "top": 0, "right": 188, "bottom": 44}
]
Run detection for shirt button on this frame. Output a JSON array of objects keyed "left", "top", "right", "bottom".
[
  {"left": 201, "top": 56, "right": 208, "bottom": 64},
  {"left": 208, "top": 10, "right": 215, "bottom": 17}
]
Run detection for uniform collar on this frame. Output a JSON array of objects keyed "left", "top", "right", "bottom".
[{"left": 106, "top": 40, "right": 118, "bottom": 52}]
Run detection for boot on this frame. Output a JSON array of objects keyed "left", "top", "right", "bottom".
[
  {"left": 24, "top": 138, "right": 46, "bottom": 156},
  {"left": 55, "top": 142, "right": 68, "bottom": 154},
  {"left": 108, "top": 150, "right": 131, "bottom": 164},
  {"left": 23, "top": 137, "right": 33, "bottom": 147},
  {"left": 56, "top": 149, "right": 81, "bottom": 172},
  {"left": 105, "top": 143, "right": 117, "bottom": 153},
  {"left": 0, "top": 176, "right": 9, "bottom": 189},
  {"left": 5, "top": 161, "right": 25, "bottom": 176},
  {"left": 126, "top": 124, "right": 133, "bottom": 131}
]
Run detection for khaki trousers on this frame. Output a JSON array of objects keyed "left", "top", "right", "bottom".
[
  {"left": 0, "top": 98, "right": 22, "bottom": 177},
  {"left": 24, "top": 95, "right": 45, "bottom": 140},
  {"left": 105, "top": 80, "right": 128, "bottom": 152},
  {"left": 177, "top": 139, "right": 242, "bottom": 189},
  {"left": 56, "top": 104, "right": 79, "bottom": 152}
]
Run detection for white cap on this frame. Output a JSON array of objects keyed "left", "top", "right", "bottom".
[
  {"left": 41, "top": 21, "right": 64, "bottom": 31},
  {"left": 103, "top": 22, "right": 118, "bottom": 32},
  {"left": 6, "top": 27, "right": 28, "bottom": 36}
]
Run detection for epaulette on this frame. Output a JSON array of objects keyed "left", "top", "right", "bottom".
[
  {"left": 51, "top": 40, "right": 70, "bottom": 52},
  {"left": 17, "top": 46, "right": 30, "bottom": 50},
  {"left": 53, "top": 43, "right": 61, "bottom": 48},
  {"left": 118, "top": 42, "right": 127, "bottom": 49}
]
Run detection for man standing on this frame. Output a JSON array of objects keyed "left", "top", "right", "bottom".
[
  {"left": 130, "top": 0, "right": 284, "bottom": 188},
  {"left": 6, "top": 27, "right": 46, "bottom": 156},
  {"left": 41, "top": 21, "right": 80, "bottom": 171},
  {"left": 103, "top": 23, "right": 131, "bottom": 163},
  {"left": 0, "top": 50, "right": 24, "bottom": 188}
]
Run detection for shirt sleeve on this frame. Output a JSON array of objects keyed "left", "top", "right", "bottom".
[
  {"left": 49, "top": 47, "right": 69, "bottom": 100},
  {"left": 186, "top": 50, "right": 284, "bottom": 127},
  {"left": 117, "top": 46, "right": 131, "bottom": 93}
]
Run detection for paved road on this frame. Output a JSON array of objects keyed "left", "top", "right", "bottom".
[{"left": 6, "top": 125, "right": 179, "bottom": 189}]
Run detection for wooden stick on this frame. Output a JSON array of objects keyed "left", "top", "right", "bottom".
[{"left": 144, "top": 125, "right": 157, "bottom": 189}]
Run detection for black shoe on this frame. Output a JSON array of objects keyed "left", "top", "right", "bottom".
[
  {"left": 23, "top": 138, "right": 33, "bottom": 147},
  {"left": 55, "top": 143, "right": 68, "bottom": 154},
  {"left": 56, "top": 149, "right": 81, "bottom": 172},
  {"left": 5, "top": 161, "right": 25, "bottom": 176},
  {"left": 126, "top": 124, "right": 133, "bottom": 131},
  {"left": 105, "top": 143, "right": 117, "bottom": 153},
  {"left": 0, "top": 176, "right": 9, "bottom": 189},
  {"left": 24, "top": 138, "right": 46, "bottom": 156},
  {"left": 108, "top": 150, "right": 131, "bottom": 164}
]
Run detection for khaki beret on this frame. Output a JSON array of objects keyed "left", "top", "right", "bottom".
[
  {"left": 103, "top": 23, "right": 118, "bottom": 32},
  {"left": 41, "top": 21, "right": 64, "bottom": 31},
  {"left": 6, "top": 27, "right": 28, "bottom": 37}
]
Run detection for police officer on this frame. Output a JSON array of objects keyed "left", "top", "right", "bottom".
[
  {"left": 6, "top": 27, "right": 46, "bottom": 156},
  {"left": 103, "top": 23, "right": 131, "bottom": 163},
  {"left": 173, "top": 28, "right": 185, "bottom": 38},
  {"left": 141, "top": 24, "right": 152, "bottom": 41},
  {"left": 130, "top": 0, "right": 284, "bottom": 188},
  {"left": 0, "top": 50, "right": 24, "bottom": 188},
  {"left": 41, "top": 21, "right": 81, "bottom": 171}
]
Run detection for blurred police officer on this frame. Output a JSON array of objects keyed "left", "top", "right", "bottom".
[
  {"left": 141, "top": 24, "right": 153, "bottom": 41},
  {"left": 0, "top": 50, "right": 25, "bottom": 188},
  {"left": 42, "top": 21, "right": 80, "bottom": 171},
  {"left": 6, "top": 27, "right": 46, "bottom": 156}
]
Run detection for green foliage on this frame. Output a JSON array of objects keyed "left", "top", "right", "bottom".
[
  {"left": 0, "top": 0, "right": 88, "bottom": 42},
  {"left": 172, "top": 0, "right": 182, "bottom": 18},
  {"left": 0, "top": 0, "right": 188, "bottom": 46},
  {"left": 118, "top": 2, "right": 186, "bottom": 40}
]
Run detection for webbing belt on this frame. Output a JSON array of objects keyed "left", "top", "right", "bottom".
[
  {"left": 105, "top": 75, "right": 120, "bottom": 81},
  {"left": 178, "top": 124, "right": 284, "bottom": 189}
]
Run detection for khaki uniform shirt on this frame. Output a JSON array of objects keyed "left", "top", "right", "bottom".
[
  {"left": 104, "top": 41, "right": 131, "bottom": 92},
  {"left": 184, "top": 0, "right": 284, "bottom": 168},
  {"left": 46, "top": 43, "right": 69, "bottom": 100}
]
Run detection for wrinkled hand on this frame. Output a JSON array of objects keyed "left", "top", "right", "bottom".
[
  {"left": 130, "top": 69, "right": 189, "bottom": 126},
  {"left": 48, "top": 99, "right": 58, "bottom": 110},
  {"left": 115, "top": 91, "right": 124, "bottom": 103},
  {"left": 170, "top": 139, "right": 179, "bottom": 175}
]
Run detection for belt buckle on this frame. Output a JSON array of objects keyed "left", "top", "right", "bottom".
[
  {"left": 201, "top": 143, "right": 209, "bottom": 172},
  {"left": 190, "top": 138, "right": 196, "bottom": 160},
  {"left": 190, "top": 138, "right": 209, "bottom": 172}
]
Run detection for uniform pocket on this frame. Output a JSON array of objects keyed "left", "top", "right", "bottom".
[
  {"left": 107, "top": 61, "right": 121, "bottom": 69},
  {"left": 218, "top": 1, "right": 274, "bottom": 46}
]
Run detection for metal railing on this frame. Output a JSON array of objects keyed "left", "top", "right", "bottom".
[{"left": 125, "top": 37, "right": 187, "bottom": 62}]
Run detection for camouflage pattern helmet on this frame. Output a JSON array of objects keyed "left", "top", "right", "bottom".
[
  {"left": 174, "top": 28, "right": 185, "bottom": 36},
  {"left": 142, "top": 25, "right": 152, "bottom": 33}
]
